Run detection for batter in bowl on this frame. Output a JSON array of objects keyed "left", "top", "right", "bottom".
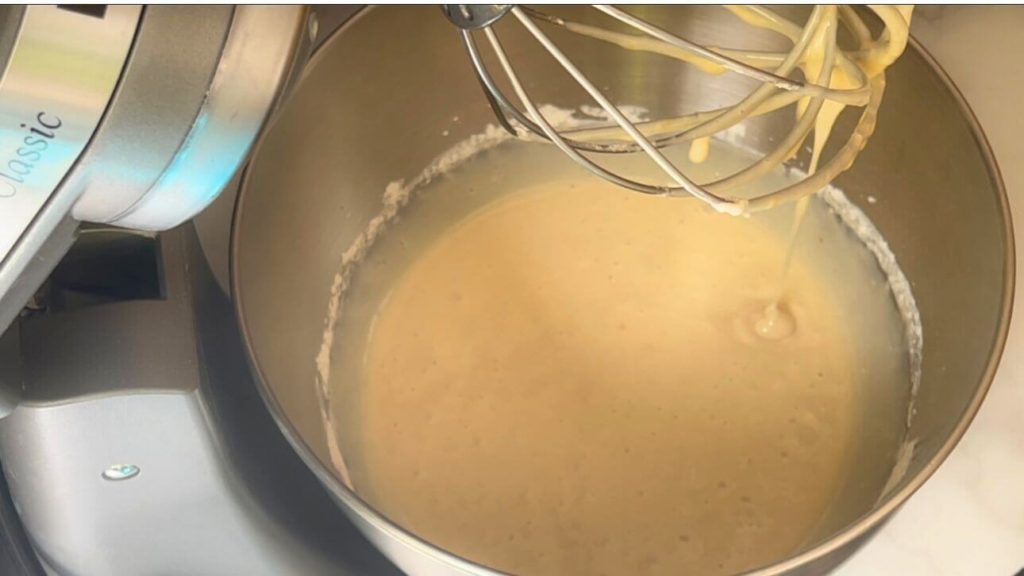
[{"left": 328, "top": 140, "right": 913, "bottom": 575}]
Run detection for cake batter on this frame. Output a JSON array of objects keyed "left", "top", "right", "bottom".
[{"left": 328, "top": 139, "right": 912, "bottom": 575}]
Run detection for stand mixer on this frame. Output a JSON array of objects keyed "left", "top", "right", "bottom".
[{"left": 0, "top": 5, "right": 1012, "bottom": 576}]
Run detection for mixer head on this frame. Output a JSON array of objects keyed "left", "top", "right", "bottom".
[{"left": 443, "top": 5, "right": 913, "bottom": 215}]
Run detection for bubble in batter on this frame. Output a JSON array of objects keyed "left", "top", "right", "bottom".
[{"left": 754, "top": 302, "right": 797, "bottom": 341}]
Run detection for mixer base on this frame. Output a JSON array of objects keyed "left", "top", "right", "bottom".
[{"left": 0, "top": 223, "right": 399, "bottom": 576}]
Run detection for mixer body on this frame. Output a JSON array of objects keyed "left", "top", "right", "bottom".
[{"left": 0, "top": 5, "right": 310, "bottom": 346}]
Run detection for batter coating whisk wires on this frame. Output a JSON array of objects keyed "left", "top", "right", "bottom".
[{"left": 442, "top": 5, "right": 913, "bottom": 215}]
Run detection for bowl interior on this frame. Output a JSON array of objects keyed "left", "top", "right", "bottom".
[{"left": 233, "top": 5, "right": 1011, "bottom": 573}]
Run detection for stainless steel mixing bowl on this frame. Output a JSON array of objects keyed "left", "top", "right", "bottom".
[{"left": 232, "top": 6, "right": 1013, "bottom": 575}]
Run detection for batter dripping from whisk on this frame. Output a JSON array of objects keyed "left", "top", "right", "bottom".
[{"left": 682, "top": 5, "right": 914, "bottom": 339}]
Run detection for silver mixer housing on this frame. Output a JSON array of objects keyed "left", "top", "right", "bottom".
[{"left": 0, "top": 5, "right": 310, "bottom": 336}]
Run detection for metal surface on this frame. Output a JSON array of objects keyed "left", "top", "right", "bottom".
[
  {"left": 0, "top": 7, "right": 25, "bottom": 75},
  {"left": 67, "top": 6, "right": 236, "bottom": 224},
  {"left": 0, "top": 225, "right": 399, "bottom": 576},
  {"left": 0, "top": 5, "right": 310, "bottom": 338},
  {"left": 232, "top": 6, "right": 1012, "bottom": 576},
  {"left": 442, "top": 5, "right": 512, "bottom": 30},
  {"left": 0, "top": 215, "right": 78, "bottom": 381},
  {"left": 450, "top": 6, "right": 906, "bottom": 215},
  {"left": 75, "top": 5, "right": 308, "bottom": 230},
  {"left": 0, "top": 5, "right": 139, "bottom": 326},
  {"left": 101, "top": 464, "right": 141, "bottom": 481},
  {"left": 191, "top": 4, "right": 363, "bottom": 297},
  {"left": 0, "top": 316, "right": 21, "bottom": 419},
  {"left": 0, "top": 456, "right": 44, "bottom": 576}
]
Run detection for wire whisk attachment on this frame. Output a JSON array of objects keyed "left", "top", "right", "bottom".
[{"left": 443, "top": 5, "right": 913, "bottom": 215}]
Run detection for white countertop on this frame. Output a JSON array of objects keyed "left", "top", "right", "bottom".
[{"left": 836, "top": 7, "right": 1024, "bottom": 575}]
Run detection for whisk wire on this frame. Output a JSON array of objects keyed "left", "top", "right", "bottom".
[
  {"left": 507, "top": 7, "right": 735, "bottom": 209},
  {"left": 480, "top": 27, "right": 679, "bottom": 197},
  {"left": 446, "top": 5, "right": 911, "bottom": 213}
]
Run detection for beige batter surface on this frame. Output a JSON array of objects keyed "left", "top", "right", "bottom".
[{"left": 346, "top": 179, "right": 865, "bottom": 575}]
